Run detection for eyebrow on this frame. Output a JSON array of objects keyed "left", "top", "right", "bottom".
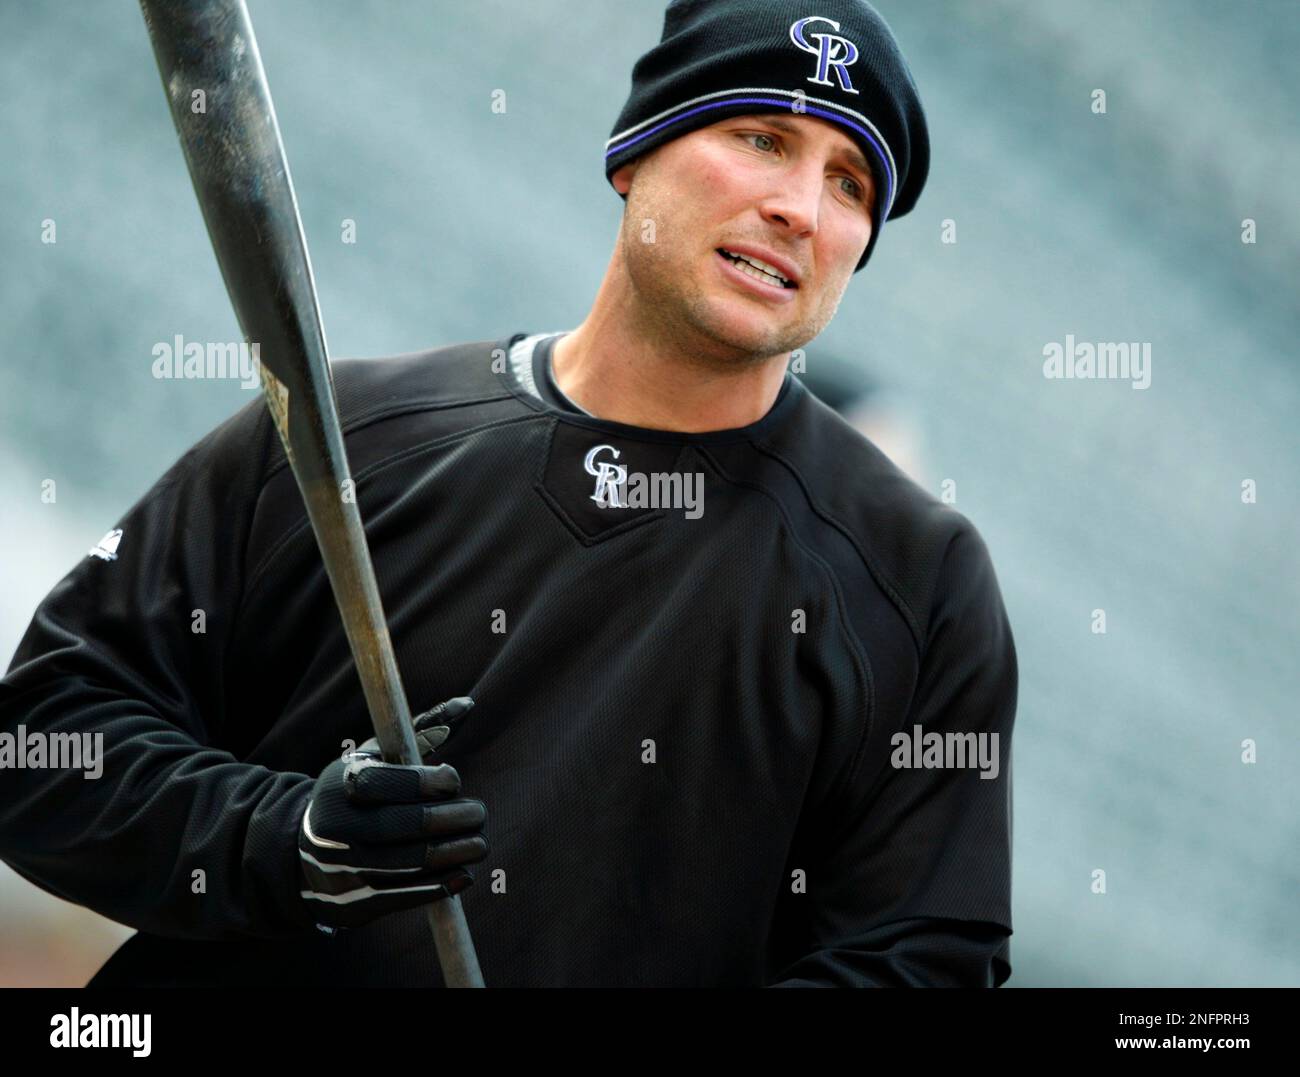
[{"left": 753, "top": 115, "right": 875, "bottom": 186}]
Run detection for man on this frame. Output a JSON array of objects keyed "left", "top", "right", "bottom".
[{"left": 0, "top": 0, "right": 1016, "bottom": 987}]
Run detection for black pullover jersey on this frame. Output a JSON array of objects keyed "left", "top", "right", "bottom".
[{"left": 0, "top": 333, "right": 1018, "bottom": 987}]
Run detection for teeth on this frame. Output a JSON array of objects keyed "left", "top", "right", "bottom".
[{"left": 722, "top": 249, "right": 791, "bottom": 288}]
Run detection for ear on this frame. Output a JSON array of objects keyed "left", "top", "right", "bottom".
[{"left": 611, "top": 160, "right": 639, "bottom": 196}]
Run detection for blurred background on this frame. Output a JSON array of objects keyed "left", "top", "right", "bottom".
[{"left": 1, "top": 0, "right": 1296, "bottom": 987}]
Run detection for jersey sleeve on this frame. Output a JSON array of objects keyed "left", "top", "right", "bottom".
[
  {"left": 0, "top": 396, "right": 319, "bottom": 941},
  {"left": 768, "top": 520, "right": 1017, "bottom": 987}
]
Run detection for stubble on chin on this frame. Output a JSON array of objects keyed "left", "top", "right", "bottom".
[{"left": 618, "top": 212, "right": 827, "bottom": 370}]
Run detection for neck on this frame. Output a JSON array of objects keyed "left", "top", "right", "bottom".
[{"left": 550, "top": 249, "right": 791, "bottom": 434}]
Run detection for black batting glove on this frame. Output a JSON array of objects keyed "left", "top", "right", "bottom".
[{"left": 297, "top": 696, "right": 488, "bottom": 933}]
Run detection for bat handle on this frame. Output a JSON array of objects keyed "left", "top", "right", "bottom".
[{"left": 428, "top": 899, "right": 484, "bottom": 988}]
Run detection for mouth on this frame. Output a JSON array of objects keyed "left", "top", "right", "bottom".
[{"left": 716, "top": 248, "right": 798, "bottom": 291}]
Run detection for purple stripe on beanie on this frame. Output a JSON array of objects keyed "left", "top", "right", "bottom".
[{"left": 604, "top": 95, "right": 896, "bottom": 215}]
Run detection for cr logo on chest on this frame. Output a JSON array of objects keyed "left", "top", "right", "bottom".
[{"left": 584, "top": 444, "right": 628, "bottom": 508}]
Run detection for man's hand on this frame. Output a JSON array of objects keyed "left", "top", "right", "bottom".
[{"left": 297, "top": 696, "right": 488, "bottom": 933}]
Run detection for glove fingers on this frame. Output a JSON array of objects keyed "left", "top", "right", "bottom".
[
  {"left": 365, "top": 834, "right": 487, "bottom": 874},
  {"left": 350, "top": 727, "right": 452, "bottom": 765},
  {"left": 372, "top": 834, "right": 487, "bottom": 873},
  {"left": 345, "top": 757, "right": 461, "bottom": 803},
  {"left": 348, "top": 697, "right": 472, "bottom": 767},
  {"left": 421, "top": 798, "right": 487, "bottom": 838},
  {"left": 304, "top": 832, "right": 488, "bottom": 874},
  {"left": 414, "top": 724, "right": 451, "bottom": 758},
  {"left": 306, "top": 797, "right": 487, "bottom": 850},
  {"left": 412, "top": 696, "right": 474, "bottom": 733},
  {"left": 417, "top": 834, "right": 489, "bottom": 873}
]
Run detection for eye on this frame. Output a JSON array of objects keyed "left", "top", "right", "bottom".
[
  {"left": 839, "top": 175, "right": 876, "bottom": 214},
  {"left": 838, "top": 176, "right": 864, "bottom": 201},
  {"left": 740, "top": 132, "right": 780, "bottom": 154}
]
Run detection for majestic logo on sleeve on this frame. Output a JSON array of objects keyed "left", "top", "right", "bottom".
[
  {"left": 789, "top": 16, "right": 860, "bottom": 95},
  {"left": 584, "top": 444, "right": 628, "bottom": 508},
  {"left": 88, "top": 528, "right": 123, "bottom": 561}
]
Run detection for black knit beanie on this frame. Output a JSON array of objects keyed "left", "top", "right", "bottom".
[{"left": 605, "top": 0, "right": 929, "bottom": 273}]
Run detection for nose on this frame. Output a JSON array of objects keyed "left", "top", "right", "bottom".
[{"left": 757, "top": 156, "right": 823, "bottom": 238}]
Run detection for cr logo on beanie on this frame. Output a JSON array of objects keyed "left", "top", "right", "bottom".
[{"left": 604, "top": 0, "right": 930, "bottom": 273}]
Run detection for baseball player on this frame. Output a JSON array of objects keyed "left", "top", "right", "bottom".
[{"left": 0, "top": 0, "right": 1017, "bottom": 987}]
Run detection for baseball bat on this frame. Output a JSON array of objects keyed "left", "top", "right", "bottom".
[{"left": 138, "top": 0, "right": 484, "bottom": 987}]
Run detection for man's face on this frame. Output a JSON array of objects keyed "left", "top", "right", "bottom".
[{"left": 612, "top": 112, "right": 876, "bottom": 364}]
